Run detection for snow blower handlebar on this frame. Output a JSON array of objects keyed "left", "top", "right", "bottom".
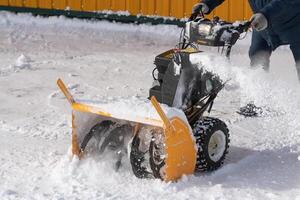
[
  {"left": 188, "top": 16, "right": 251, "bottom": 43},
  {"left": 189, "top": 4, "right": 205, "bottom": 21},
  {"left": 182, "top": 14, "right": 251, "bottom": 57}
]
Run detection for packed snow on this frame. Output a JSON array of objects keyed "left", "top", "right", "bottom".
[
  {"left": 0, "top": 11, "right": 299, "bottom": 200},
  {"left": 77, "top": 96, "right": 183, "bottom": 124}
]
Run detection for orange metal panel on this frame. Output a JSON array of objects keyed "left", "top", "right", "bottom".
[
  {"left": 39, "top": 0, "right": 52, "bottom": 9},
  {"left": 170, "top": 0, "right": 184, "bottom": 18},
  {"left": 148, "top": 0, "right": 155, "bottom": 15},
  {"left": 68, "top": 0, "right": 82, "bottom": 11},
  {"left": 0, "top": 0, "right": 8, "bottom": 5},
  {"left": 162, "top": 0, "right": 170, "bottom": 16},
  {"left": 0, "top": 0, "right": 252, "bottom": 22},
  {"left": 8, "top": 0, "right": 22, "bottom": 6},
  {"left": 229, "top": 0, "right": 244, "bottom": 21},
  {"left": 155, "top": 0, "right": 162, "bottom": 16},
  {"left": 140, "top": 0, "right": 155, "bottom": 15},
  {"left": 96, "top": 0, "right": 111, "bottom": 10},
  {"left": 150, "top": 97, "right": 197, "bottom": 182},
  {"left": 184, "top": 0, "right": 198, "bottom": 17},
  {"left": 23, "top": 0, "right": 38, "bottom": 8},
  {"left": 215, "top": 0, "right": 229, "bottom": 21},
  {"left": 52, "top": 0, "right": 66, "bottom": 9},
  {"left": 155, "top": 0, "right": 170, "bottom": 17},
  {"left": 111, "top": 0, "right": 126, "bottom": 11},
  {"left": 126, "top": 0, "right": 140, "bottom": 15},
  {"left": 207, "top": 11, "right": 216, "bottom": 20},
  {"left": 244, "top": 2, "right": 252, "bottom": 20},
  {"left": 183, "top": 0, "right": 251, "bottom": 21},
  {"left": 140, "top": 0, "right": 148, "bottom": 15},
  {"left": 82, "top": 0, "right": 96, "bottom": 11}
]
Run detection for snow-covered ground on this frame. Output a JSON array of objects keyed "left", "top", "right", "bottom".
[{"left": 0, "top": 12, "right": 299, "bottom": 200}]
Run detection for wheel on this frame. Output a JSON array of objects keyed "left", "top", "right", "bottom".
[
  {"left": 193, "top": 117, "right": 230, "bottom": 171},
  {"left": 80, "top": 120, "right": 115, "bottom": 153},
  {"left": 149, "top": 133, "right": 165, "bottom": 180},
  {"left": 80, "top": 121, "right": 132, "bottom": 171},
  {"left": 130, "top": 128, "right": 165, "bottom": 179},
  {"left": 130, "top": 134, "right": 152, "bottom": 179}
]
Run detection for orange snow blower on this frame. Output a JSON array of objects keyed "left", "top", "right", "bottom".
[
  {"left": 57, "top": 79, "right": 197, "bottom": 182},
  {"left": 57, "top": 12, "right": 250, "bottom": 182}
]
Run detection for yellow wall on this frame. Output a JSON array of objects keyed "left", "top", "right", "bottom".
[
  {"left": 52, "top": 0, "right": 66, "bottom": 10},
  {"left": 9, "top": 0, "right": 23, "bottom": 7},
  {"left": 0, "top": 0, "right": 253, "bottom": 21}
]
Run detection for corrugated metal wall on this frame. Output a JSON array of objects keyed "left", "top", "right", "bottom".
[{"left": 0, "top": 0, "right": 252, "bottom": 21}]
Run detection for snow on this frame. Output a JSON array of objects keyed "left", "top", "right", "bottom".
[
  {"left": 78, "top": 97, "right": 161, "bottom": 121},
  {"left": 0, "top": 11, "right": 300, "bottom": 199},
  {"left": 13, "top": 54, "right": 33, "bottom": 71}
]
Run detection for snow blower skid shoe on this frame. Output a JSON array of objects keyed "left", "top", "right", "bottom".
[{"left": 57, "top": 79, "right": 197, "bottom": 182}]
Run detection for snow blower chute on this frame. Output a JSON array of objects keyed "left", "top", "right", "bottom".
[{"left": 57, "top": 12, "right": 251, "bottom": 182}]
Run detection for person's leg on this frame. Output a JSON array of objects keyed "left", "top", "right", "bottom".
[
  {"left": 249, "top": 30, "right": 272, "bottom": 71},
  {"left": 289, "top": 43, "right": 300, "bottom": 82},
  {"left": 238, "top": 31, "right": 272, "bottom": 117}
]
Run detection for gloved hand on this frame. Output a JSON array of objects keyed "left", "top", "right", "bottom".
[
  {"left": 251, "top": 13, "right": 268, "bottom": 31},
  {"left": 192, "top": 3, "right": 209, "bottom": 15}
]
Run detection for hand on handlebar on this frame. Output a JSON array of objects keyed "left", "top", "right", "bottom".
[
  {"left": 192, "top": 3, "right": 209, "bottom": 15},
  {"left": 190, "top": 3, "right": 209, "bottom": 21},
  {"left": 250, "top": 13, "right": 268, "bottom": 31}
]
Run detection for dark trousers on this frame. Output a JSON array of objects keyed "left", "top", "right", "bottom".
[
  {"left": 248, "top": 30, "right": 272, "bottom": 71},
  {"left": 290, "top": 43, "right": 300, "bottom": 81},
  {"left": 249, "top": 30, "right": 300, "bottom": 81}
]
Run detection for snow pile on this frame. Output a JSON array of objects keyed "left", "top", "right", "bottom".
[
  {"left": 77, "top": 96, "right": 189, "bottom": 123},
  {"left": 11, "top": 54, "right": 32, "bottom": 71},
  {"left": 78, "top": 96, "right": 161, "bottom": 120},
  {"left": 0, "top": 54, "right": 33, "bottom": 76},
  {"left": 0, "top": 11, "right": 180, "bottom": 48}
]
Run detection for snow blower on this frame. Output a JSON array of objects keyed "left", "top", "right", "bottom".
[{"left": 57, "top": 13, "right": 250, "bottom": 182}]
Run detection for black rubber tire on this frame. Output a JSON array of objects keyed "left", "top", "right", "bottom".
[
  {"left": 193, "top": 117, "right": 230, "bottom": 172},
  {"left": 80, "top": 120, "right": 115, "bottom": 153},
  {"left": 149, "top": 138, "right": 165, "bottom": 180},
  {"left": 130, "top": 135, "right": 152, "bottom": 179}
]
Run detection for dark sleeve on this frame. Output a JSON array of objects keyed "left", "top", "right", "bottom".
[
  {"left": 260, "top": 0, "right": 300, "bottom": 21},
  {"left": 201, "top": 0, "right": 225, "bottom": 14}
]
